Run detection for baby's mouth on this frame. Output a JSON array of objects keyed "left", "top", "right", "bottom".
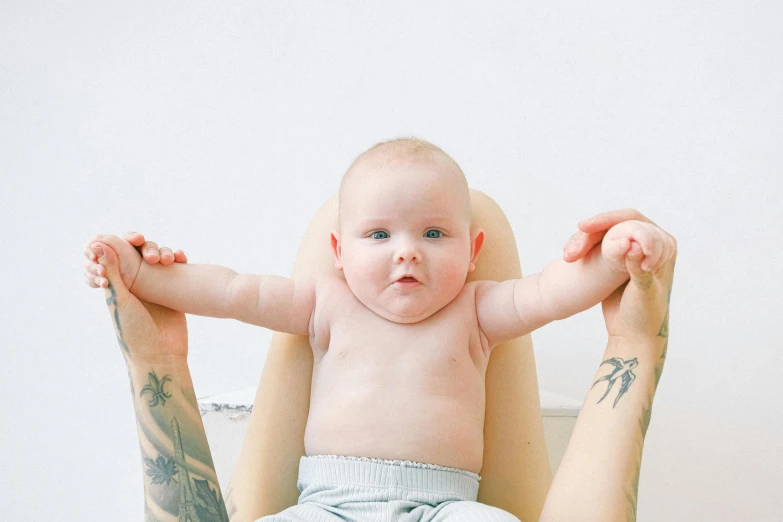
[{"left": 398, "top": 277, "right": 418, "bottom": 282}]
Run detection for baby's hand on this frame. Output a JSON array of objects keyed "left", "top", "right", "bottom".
[
  {"left": 600, "top": 220, "right": 675, "bottom": 274},
  {"left": 82, "top": 232, "right": 187, "bottom": 289},
  {"left": 83, "top": 234, "right": 142, "bottom": 289}
]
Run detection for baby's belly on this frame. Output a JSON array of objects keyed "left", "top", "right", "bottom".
[{"left": 305, "top": 353, "right": 487, "bottom": 474}]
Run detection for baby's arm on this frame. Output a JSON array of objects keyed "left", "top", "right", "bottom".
[
  {"left": 531, "top": 219, "right": 673, "bottom": 322},
  {"left": 91, "top": 235, "right": 314, "bottom": 336},
  {"left": 476, "top": 220, "right": 671, "bottom": 348}
]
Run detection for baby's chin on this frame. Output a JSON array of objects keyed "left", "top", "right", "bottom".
[
  {"left": 373, "top": 308, "right": 439, "bottom": 324},
  {"left": 363, "top": 297, "right": 444, "bottom": 324}
]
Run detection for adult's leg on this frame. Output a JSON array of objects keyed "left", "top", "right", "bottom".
[
  {"left": 227, "top": 194, "right": 341, "bottom": 520},
  {"left": 228, "top": 190, "right": 552, "bottom": 522},
  {"left": 467, "top": 190, "right": 552, "bottom": 522}
]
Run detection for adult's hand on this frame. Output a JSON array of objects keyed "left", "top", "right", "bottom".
[
  {"left": 89, "top": 241, "right": 188, "bottom": 362},
  {"left": 122, "top": 231, "right": 188, "bottom": 266},
  {"left": 89, "top": 241, "right": 228, "bottom": 521},
  {"left": 564, "top": 208, "right": 676, "bottom": 340},
  {"left": 541, "top": 209, "right": 676, "bottom": 522},
  {"left": 83, "top": 232, "right": 187, "bottom": 289}
]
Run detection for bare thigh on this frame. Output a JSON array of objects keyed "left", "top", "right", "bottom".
[{"left": 227, "top": 190, "right": 552, "bottom": 522}]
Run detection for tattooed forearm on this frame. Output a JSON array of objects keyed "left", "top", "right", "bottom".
[
  {"left": 225, "top": 483, "right": 238, "bottom": 520},
  {"left": 106, "top": 282, "right": 130, "bottom": 357},
  {"left": 140, "top": 371, "right": 172, "bottom": 407},
  {"left": 591, "top": 357, "right": 638, "bottom": 407},
  {"left": 653, "top": 275, "right": 673, "bottom": 388},
  {"left": 132, "top": 366, "right": 229, "bottom": 522},
  {"left": 624, "top": 462, "right": 641, "bottom": 522},
  {"left": 622, "top": 401, "right": 653, "bottom": 521},
  {"left": 144, "top": 454, "right": 178, "bottom": 485}
]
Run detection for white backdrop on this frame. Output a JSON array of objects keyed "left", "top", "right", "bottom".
[{"left": 1, "top": 1, "right": 781, "bottom": 521}]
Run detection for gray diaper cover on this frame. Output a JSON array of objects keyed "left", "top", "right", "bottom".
[{"left": 256, "top": 454, "right": 520, "bottom": 522}]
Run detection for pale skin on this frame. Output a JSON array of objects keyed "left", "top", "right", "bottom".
[
  {"left": 84, "top": 156, "right": 673, "bottom": 479},
  {"left": 230, "top": 188, "right": 553, "bottom": 520},
  {"left": 86, "top": 202, "right": 676, "bottom": 521}
]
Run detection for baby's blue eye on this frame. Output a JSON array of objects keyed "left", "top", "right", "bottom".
[
  {"left": 371, "top": 231, "right": 389, "bottom": 239},
  {"left": 425, "top": 230, "right": 442, "bottom": 238}
]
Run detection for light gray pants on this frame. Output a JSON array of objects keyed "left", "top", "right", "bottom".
[{"left": 257, "top": 455, "right": 521, "bottom": 522}]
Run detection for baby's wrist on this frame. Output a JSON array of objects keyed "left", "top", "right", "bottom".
[{"left": 128, "top": 258, "right": 150, "bottom": 295}]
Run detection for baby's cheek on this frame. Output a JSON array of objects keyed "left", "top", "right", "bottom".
[{"left": 439, "top": 261, "right": 470, "bottom": 291}]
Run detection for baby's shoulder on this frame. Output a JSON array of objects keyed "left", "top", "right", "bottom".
[
  {"left": 313, "top": 273, "right": 349, "bottom": 297},
  {"left": 307, "top": 274, "right": 349, "bottom": 351},
  {"left": 459, "top": 280, "right": 483, "bottom": 305}
]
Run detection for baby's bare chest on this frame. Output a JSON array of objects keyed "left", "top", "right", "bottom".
[
  {"left": 310, "top": 281, "right": 489, "bottom": 396},
  {"left": 305, "top": 281, "right": 489, "bottom": 470}
]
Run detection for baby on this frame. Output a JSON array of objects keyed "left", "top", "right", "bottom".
[{"left": 87, "top": 137, "right": 664, "bottom": 517}]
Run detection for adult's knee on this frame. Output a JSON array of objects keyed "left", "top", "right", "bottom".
[{"left": 469, "top": 188, "right": 510, "bottom": 225}]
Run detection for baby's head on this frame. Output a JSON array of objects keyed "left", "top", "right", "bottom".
[{"left": 331, "top": 137, "right": 485, "bottom": 324}]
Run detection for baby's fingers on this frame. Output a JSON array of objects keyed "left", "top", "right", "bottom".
[
  {"left": 624, "top": 228, "right": 658, "bottom": 273},
  {"left": 84, "top": 236, "right": 106, "bottom": 261},
  {"left": 83, "top": 267, "right": 100, "bottom": 287},
  {"left": 83, "top": 256, "right": 105, "bottom": 287},
  {"left": 84, "top": 243, "right": 96, "bottom": 262},
  {"left": 644, "top": 227, "right": 666, "bottom": 272},
  {"left": 643, "top": 227, "right": 676, "bottom": 273},
  {"left": 602, "top": 236, "right": 632, "bottom": 272}
]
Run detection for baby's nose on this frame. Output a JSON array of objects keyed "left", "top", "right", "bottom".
[{"left": 396, "top": 243, "right": 420, "bottom": 262}]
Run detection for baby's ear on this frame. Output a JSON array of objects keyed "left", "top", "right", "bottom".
[
  {"left": 330, "top": 231, "right": 343, "bottom": 270},
  {"left": 468, "top": 229, "right": 486, "bottom": 272}
]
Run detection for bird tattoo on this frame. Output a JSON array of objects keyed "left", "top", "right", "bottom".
[{"left": 591, "top": 357, "right": 638, "bottom": 407}]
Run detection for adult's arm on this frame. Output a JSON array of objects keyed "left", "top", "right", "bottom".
[
  {"left": 540, "top": 209, "right": 676, "bottom": 521},
  {"left": 87, "top": 240, "right": 230, "bottom": 521},
  {"left": 540, "top": 335, "right": 666, "bottom": 521},
  {"left": 128, "top": 356, "right": 228, "bottom": 521}
]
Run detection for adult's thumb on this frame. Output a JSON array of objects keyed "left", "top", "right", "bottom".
[
  {"left": 625, "top": 241, "right": 653, "bottom": 289},
  {"left": 93, "top": 241, "right": 131, "bottom": 308}
]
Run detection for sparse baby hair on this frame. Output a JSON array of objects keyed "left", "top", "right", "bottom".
[{"left": 338, "top": 136, "right": 470, "bottom": 228}]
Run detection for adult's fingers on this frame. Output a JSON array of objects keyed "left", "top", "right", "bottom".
[
  {"left": 158, "top": 247, "right": 175, "bottom": 265},
  {"left": 563, "top": 229, "right": 609, "bottom": 261},
  {"left": 140, "top": 241, "right": 160, "bottom": 263},
  {"left": 173, "top": 250, "right": 188, "bottom": 263},
  {"left": 95, "top": 232, "right": 187, "bottom": 265},
  {"left": 122, "top": 231, "right": 146, "bottom": 247},
  {"left": 578, "top": 208, "right": 657, "bottom": 233},
  {"left": 130, "top": 236, "right": 187, "bottom": 265},
  {"left": 122, "top": 231, "right": 167, "bottom": 264},
  {"left": 564, "top": 209, "right": 659, "bottom": 263},
  {"left": 625, "top": 241, "right": 656, "bottom": 290}
]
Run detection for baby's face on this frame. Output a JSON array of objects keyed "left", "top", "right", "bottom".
[{"left": 331, "top": 156, "right": 484, "bottom": 324}]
